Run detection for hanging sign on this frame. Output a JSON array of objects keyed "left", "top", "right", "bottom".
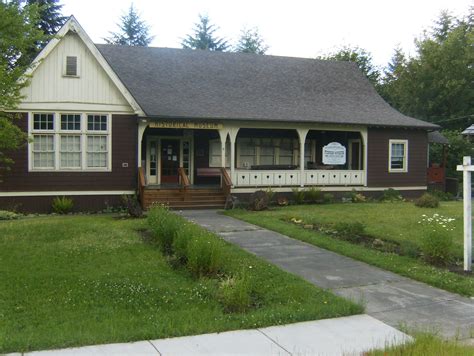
[
  {"left": 322, "top": 142, "right": 346, "bottom": 165},
  {"left": 149, "top": 121, "right": 223, "bottom": 130}
]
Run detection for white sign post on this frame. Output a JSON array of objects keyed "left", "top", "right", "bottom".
[{"left": 456, "top": 156, "right": 473, "bottom": 272}]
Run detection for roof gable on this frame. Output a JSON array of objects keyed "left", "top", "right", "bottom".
[{"left": 20, "top": 17, "right": 145, "bottom": 115}]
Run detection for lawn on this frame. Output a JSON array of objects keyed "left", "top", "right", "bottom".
[
  {"left": 226, "top": 201, "right": 474, "bottom": 297},
  {"left": 0, "top": 214, "right": 361, "bottom": 353}
]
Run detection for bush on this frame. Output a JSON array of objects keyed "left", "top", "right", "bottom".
[
  {"left": 323, "top": 193, "right": 334, "bottom": 204},
  {"left": 427, "top": 189, "right": 455, "bottom": 201},
  {"left": 186, "top": 232, "right": 224, "bottom": 277},
  {"left": 121, "top": 194, "right": 143, "bottom": 217},
  {"left": 292, "top": 188, "right": 306, "bottom": 204},
  {"left": 172, "top": 223, "right": 194, "bottom": 264},
  {"left": 217, "top": 274, "right": 253, "bottom": 313},
  {"left": 350, "top": 189, "right": 367, "bottom": 203},
  {"left": 305, "top": 187, "right": 323, "bottom": 203},
  {"left": 415, "top": 193, "right": 440, "bottom": 208},
  {"left": 0, "top": 210, "right": 20, "bottom": 220},
  {"left": 147, "top": 205, "right": 182, "bottom": 255},
  {"left": 334, "top": 221, "right": 365, "bottom": 239},
  {"left": 51, "top": 196, "right": 74, "bottom": 214},
  {"left": 421, "top": 231, "right": 454, "bottom": 265},
  {"left": 381, "top": 188, "right": 403, "bottom": 202},
  {"left": 248, "top": 190, "right": 269, "bottom": 211},
  {"left": 399, "top": 240, "right": 420, "bottom": 258},
  {"left": 276, "top": 195, "right": 289, "bottom": 206},
  {"left": 265, "top": 188, "right": 275, "bottom": 205}
]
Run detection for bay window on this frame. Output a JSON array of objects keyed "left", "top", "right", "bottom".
[{"left": 29, "top": 112, "right": 111, "bottom": 171}]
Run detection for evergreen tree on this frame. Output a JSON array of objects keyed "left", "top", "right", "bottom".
[
  {"left": 105, "top": 4, "right": 153, "bottom": 46},
  {"left": 320, "top": 46, "right": 380, "bottom": 86},
  {"left": 26, "top": 0, "right": 66, "bottom": 36},
  {"left": 0, "top": 1, "right": 48, "bottom": 178},
  {"left": 234, "top": 27, "right": 268, "bottom": 54},
  {"left": 380, "top": 9, "right": 474, "bottom": 129},
  {"left": 182, "top": 14, "right": 229, "bottom": 51}
]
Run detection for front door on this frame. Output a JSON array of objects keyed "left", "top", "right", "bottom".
[{"left": 161, "top": 139, "right": 180, "bottom": 184}]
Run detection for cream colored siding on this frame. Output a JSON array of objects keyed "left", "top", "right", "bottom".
[{"left": 19, "top": 33, "right": 132, "bottom": 112}]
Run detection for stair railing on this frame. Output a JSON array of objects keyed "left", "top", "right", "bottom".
[
  {"left": 138, "top": 167, "right": 146, "bottom": 208},
  {"left": 220, "top": 167, "right": 232, "bottom": 197},
  {"left": 178, "top": 167, "right": 191, "bottom": 194}
]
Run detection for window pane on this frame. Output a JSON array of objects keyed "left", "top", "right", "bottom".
[
  {"left": 32, "top": 135, "right": 54, "bottom": 168},
  {"left": 86, "top": 135, "right": 107, "bottom": 168},
  {"left": 391, "top": 143, "right": 405, "bottom": 169},
  {"left": 33, "top": 113, "right": 54, "bottom": 131},
  {"left": 61, "top": 114, "right": 81, "bottom": 130},
  {"left": 87, "top": 115, "right": 108, "bottom": 131}
]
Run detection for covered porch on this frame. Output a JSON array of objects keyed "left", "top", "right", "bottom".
[{"left": 136, "top": 120, "right": 367, "bottom": 208}]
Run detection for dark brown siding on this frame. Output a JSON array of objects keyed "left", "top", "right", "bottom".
[
  {"left": 367, "top": 128, "right": 427, "bottom": 187},
  {"left": 0, "top": 195, "right": 124, "bottom": 213},
  {"left": 0, "top": 114, "right": 138, "bottom": 192}
]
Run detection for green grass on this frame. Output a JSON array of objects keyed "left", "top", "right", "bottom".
[
  {"left": 368, "top": 334, "right": 474, "bottom": 355},
  {"left": 0, "top": 214, "right": 361, "bottom": 353},
  {"left": 225, "top": 202, "right": 474, "bottom": 297}
]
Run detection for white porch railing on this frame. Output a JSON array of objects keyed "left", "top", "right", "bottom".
[{"left": 231, "top": 169, "right": 365, "bottom": 187}]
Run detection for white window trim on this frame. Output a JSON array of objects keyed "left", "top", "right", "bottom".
[
  {"left": 63, "top": 55, "right": 80, "bottom": 78},
  {"left": 28, "top": 112, "right": 112, "bottom": 172},
  {"left": 388, "top": 139, "right": 408, "bottom": 173}
]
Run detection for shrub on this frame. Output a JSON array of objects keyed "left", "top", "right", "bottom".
[
  {"left": 265, "top": 188, "right": 275, "bottom": 205},
  {"left": 186, "top": 232, "right": 224, "bottom": 277},
  {"left": 147, "top": 205, "right": 182, "bottom": 255},
  {"left": 276, "top": 195, "right": 289, "bottom": 206},
  {"left": 172, "top": 224, "right": 194, "bottom": 264},
  {"left": 248, "top": 190, "right": 269, "bottom": 211},
  {"left": 334, "top": 221, "right": 365, "bottom": 238},
  {"left": 217, "top": 274, "right": 254, "bottom": 313},
  {"left": 292, "top": 188, "right": 306, "bottom": 204},
  {"left": 350, "top": 189, "right": 367, "bottom": 203},
  {"left": 0, "top": 210, "right": 20, "bottom": 220},
  {"left": 381, "top": 188, "right": 403, "bottom": 202},
  {"left": 305, "top": 187, "right": 323, "bottom": 203},
  {"left": 427, "top": 189, "right": 455, "bottom": 201},
  {"left": 399, "top": 240, "right": 420, "bottom": 258},
  {"left": 121, "top": 194, "right": 143, "bottom": 217},
  {"left": 415, "top": 193, "right": 440, "bottom": 208},
  {"left": 421, "top": 231, "right": 454, "bottom": 265},
  {"left": 51, "top": 196, "right": 74, "bottom": 214},
  {"left": 323, "top": 193, "right": 334, "bottom": 203}
]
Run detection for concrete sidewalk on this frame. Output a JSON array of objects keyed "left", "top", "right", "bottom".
[
  {"left": 179, "top": 210, "right": 474, "bottom": 340},
  {"left": 19, "top": 315, "right": 408, "bottom": 355}
]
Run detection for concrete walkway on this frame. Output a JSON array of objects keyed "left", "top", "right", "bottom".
[
  {"left": 179, "top": 210, "right": 474, "bottom": 340},
  {"left": 18, "top": 315, "right": 408, "bottom": 355}
]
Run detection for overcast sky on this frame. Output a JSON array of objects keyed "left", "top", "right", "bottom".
[{"left": 62, "top": 0, "right": 472, "bottom": 68}]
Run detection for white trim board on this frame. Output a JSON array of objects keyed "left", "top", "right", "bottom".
[
  {"left": 230, "top": 186, "right": 428, "bottom": 194},
  {"left": 0, "top": 191, "right": 135, "bottom": 197}
]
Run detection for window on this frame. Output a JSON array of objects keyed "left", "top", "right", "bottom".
[
  {"left": 389, "top": 139, "right": 408, "bottom": 172},
  {"left": 32, "top": 135, "right": 55, "bottom": 169},
  {"left": 209, "top": 140, "right": 230, "bottom": 167},
  {"left": 87, "top": 114, "right": 107, "bottom": 131},
  {"left": 65, "top": 56, "right": 78, "bottom": 76},
  {"left": 33, "top": 113, "right": 54, "bottom": 130},
  {"left": 60, "top": 135, "right": 81, "bottom": 168},
  {"left": 61, "top": 114, "right": 81, "bottom": 130},
  {"left": 239, "top": 138, "right": 257, "bottom": 168},
  {"left": 29, "top": 112, "right": 111, "bottom": 171},
  {"left": 87, "top": 136, "right": 108, "bottom": 168},
  {"left": 260, "top": 138, "right": 275, "bottom": 165},
  {"left": 279, "top": 139, "right": 294, "bottom": 165}
]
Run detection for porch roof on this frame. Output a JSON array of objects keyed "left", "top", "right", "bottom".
[{"left": 96, "top": 45, "right": 438, "bottom": 130}]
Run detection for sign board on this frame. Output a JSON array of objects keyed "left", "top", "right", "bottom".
[
  {"left": 149, "top": 121, "right": 223, "bottom": 130},
  {"left": 322, "top": 142, "right": 346, "bottom": 165}
]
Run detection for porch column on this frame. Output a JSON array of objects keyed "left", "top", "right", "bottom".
[
  {"left": 137, "top": 120, "right": 147, "bottom": 168},
  {"left": 228, "top": 128, "right": 239, "bottom": 186},
  {"left": 218, "top": 129, "right": 228, "bottom": 168},
  {"left": 297, "top": 128, "right": 309, "bottom": 187}
]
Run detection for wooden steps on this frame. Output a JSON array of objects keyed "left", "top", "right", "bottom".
[{"left": 142, "top": 188, "right": 227, "bottom": 210}]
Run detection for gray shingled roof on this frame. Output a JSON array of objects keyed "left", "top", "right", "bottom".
[
  {"left": 428, "top": 131, "right": 449, "bottom": 144},
  {"left": 96, "top": 45, "right": 438, "bottom": 130}
]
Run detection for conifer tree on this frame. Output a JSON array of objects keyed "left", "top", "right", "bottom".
[
  {"left": 234, "top": 27, "right": 268, "bottom": 54},
  {"left": 182, "top": 14, "right": 229, "bottom": 51},
  {"left": 105, "top": 4, "right": 154, "bottom": 46}
]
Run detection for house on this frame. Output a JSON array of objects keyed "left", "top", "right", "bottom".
[{"left": 0, "top": 17, "right": 440, "bottom": 212}]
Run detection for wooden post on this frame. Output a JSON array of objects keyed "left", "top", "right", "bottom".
[
  {"left": 296, "top": 129, "right": 309, "bottom": 188},
  {"left": 457, "top": 156, "right": 473, "bottom": 272}
]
